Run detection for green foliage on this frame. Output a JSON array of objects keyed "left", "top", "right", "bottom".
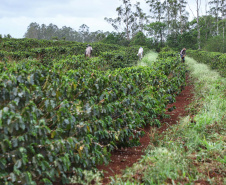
[
  {"left": 0, "top": 39, "right": 122, "bottom": 63},
  {"left": 157, "top": 50, "right": 178, "bottom": 59},
  {"left": 203, "top": 35, "right": 226, "bottom": 53},
  {"left": 129, "top": 32, "right": 149, "bottom": 47},
  {"left": 0, "top": 39, "right": 186, "bottom": 184},
  {"left": 187, "top": 50, "right": 226, "bottom": 77},
  {"left": 145, "top": 22, "right": 167, "bottom": 46},
  {"left": 160, "top": 46, "right": 172, "bottom": 52},
  {"left": 104, "top": 0, "right": 149, "bottom": 40},
  {"left": 24, "top": 22, "right": 108, "bottom": 42},
  {"left": 69, "top": 170, "right": 102, "bottom": 185},
  {"left": 101, "top": 33, "right": 130, "bottom": 46},
  {"left": 109, "top": 56, "right": 226, "bottom": 185}
]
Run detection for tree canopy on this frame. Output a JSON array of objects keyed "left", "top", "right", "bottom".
[{"left": 21, "top": 0, "right": 226, "bottom": 52}]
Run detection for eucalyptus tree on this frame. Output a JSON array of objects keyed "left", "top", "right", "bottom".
[
  {"left": 24, "top": 22, "right": 40, "bottom": 39},
  {"left": 219, "top": 19, "right": 226, "bottom": 52},
  {"left": 39, "top": 24, "right": 47, "bottom": 40},
  {"left": 79, "top": 24, "right": 90, "bottom": 43},
  {"left": 5, "top": 34, "right": 12, "bottom": 39},
  {"left": 164, "top": 0, "right": 189, "bottom": 34},
  {"left": 196, "top": 0, "right": 201, "bottom": 49},
  {"left": 146, "top": 0, "right": 165, "bottom": 22},
  {"left": 57, "top": 26, "right": 74, "bottom": 41},
  {"left": 145, "top": 22, "right": 167, "bottom": 47},
  {"left": 130, "top": 31, "right": 149, "bottom": 46},
  {"left": 45, "top": 24, "right": 59, "bottom": 40},
  {"left": 208, "top": 0, "right": 226, "bottom": 35},
  {"left": 134, "top": 2, "right": 150, "bottom": 33},
  {"left": 187, "top": 0, "right": 202, "bottom": 49},
  {"left": 200, "top": 15, "right": 216, "bottom": 41},
  {"left": 104, "top": 0, "right": 146, "bottom": 40},
  {"left": 163, "top": 0, "right": 171, "bottom": 35},
  {"left": 169, "top": 0, "right": 180, "bottom": 34},
  {"left": 163, "top": 0, "right": 181, "bottom": 46},
  {"left": 88, "top": 30, "right": 107, "bottom": 42},
  {"left": 178, "top": 0, "right": 189, "bottom": 34}
]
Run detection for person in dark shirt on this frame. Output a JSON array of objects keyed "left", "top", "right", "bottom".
[{"left": 180, "top": 48, "right": 186, "bottom": 62}]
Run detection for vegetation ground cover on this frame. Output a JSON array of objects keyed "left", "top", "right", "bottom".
[
  {"left": 106, "top": 56, "right": 226, "bottom": 185},
  {"left": 1, "top": 0, "right": 225, "bottom": 183},
  {"left": 0, "top": 39, "right": 186, "bottom": 185},
  {"left": 0, "top": 38, "right": 225, "bottom": 185},
  {"left": 94, "top": 52, "right": 194, "bottom": 185}
]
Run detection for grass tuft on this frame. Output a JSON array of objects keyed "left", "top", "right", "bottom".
[{"left": 137, "top": 51, "right": 158, "bottom": 67}]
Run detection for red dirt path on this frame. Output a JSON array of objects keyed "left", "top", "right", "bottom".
[{"left": 96, "top": 75, "right": 194, "bottom": 184}]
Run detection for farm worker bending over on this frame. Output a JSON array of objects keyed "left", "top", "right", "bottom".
[
  {"left": 85, "top": 44, "right": 93, "bottom": 58},
  {"left": 137, "top": 47, "right": 143, "bottom": 60},
  {"left": 180, "top": 48, "right": 186, "bottom": 62}
]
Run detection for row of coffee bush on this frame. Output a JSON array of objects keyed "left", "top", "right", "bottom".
[{"left": 0, "top": 39, "right": 148, "bottom": 67}]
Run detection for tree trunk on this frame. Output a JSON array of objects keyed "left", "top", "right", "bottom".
[
  {"left": 124, "top": 2, "right": 130, "bottom": 40},
  {"left": 180, "top": 5, "right": 183, "bottom": 34},
  {"left": 216, "top": 0, "right": 219, "bottom": 35},
  {"left": 223, "top": 24, "right": 225, "bottom": 52},
  {"left": 205, "top": 0, "right": 208, "bottom": 40},
  {"left": 197, "top": 0, "right": 201, "bottom": 49}
]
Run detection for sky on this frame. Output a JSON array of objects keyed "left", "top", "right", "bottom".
[{"left": 0, "top": 0, "right": 208, "bottom": 38}]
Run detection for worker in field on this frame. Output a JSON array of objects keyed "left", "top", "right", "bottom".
[
  {"left": 137, "top": 47, "right": 143, "bottom": 60},
  {"left": 180, "top": 48, "right": 186, "bottom": 62},
  {"left": 85, "top": 44, "right": 93, "bottom": 58}
]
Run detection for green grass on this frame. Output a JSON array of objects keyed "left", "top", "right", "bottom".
[
  {"left": 108, "top": 56, "right": 226, "bottom": 185},
  {"left": 137, "top": 51, "right": 158, "bottom": 67}
]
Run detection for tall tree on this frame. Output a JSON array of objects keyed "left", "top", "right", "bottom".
[
  {"left": 78, "top": 24, "right": 89, "bottom": 43},
  {"left": 145, "top": 22, "right": 167, "bottom": 46},
  {"left": 178, "top": 0, "right": 189, "bottom": 34},
  {"left": 45, "top": 24, "right": 59, "bottom": 40},
  {"left": 146, "top": 0, "right": 165, "bottom": 22},
  {"left": 169, "top": 0, "right": 180, "bottom": 34},
  {"left": 189, "top": 0, "right": 202, "bottom": 49},
  {"left": 130, "top": 31, "right": 148, "bottom": 46},
  {"left": 40, "top": 24, "right": 47, "bottom": 40},
  {"left": 209, "top": 0, "right": 220, "bottom": 35},
  {"left": 196, "top": 0, "right": 201, "bottom": 49},
  {"left": 219, "top": 19, "right": 226, "bottom": 52},
  {"left": 58, "top": 26, "right": 74, "bottom": 41},
  {"left": 163, "top": 0, "right": 171, "bottom": 35},
  {"left": 104, "top": 0, "right": 137, "bottom": 40},
  {"left": 134, "top": 2, "right": 150, "bottom": 33},
  {"left": 164, "top": 0, "right": 181, "bottom": 46},
  {"left": 24, "top": 22, "right": 40, "bottom": 39}
]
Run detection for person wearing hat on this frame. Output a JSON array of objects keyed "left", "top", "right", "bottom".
[{"left": 85, "top": 44, "right": 93, "bottom": 58}]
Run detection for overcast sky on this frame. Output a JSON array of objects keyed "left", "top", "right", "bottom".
[{"left": 1, "top": 0, "right": 208, "bottom": 38}]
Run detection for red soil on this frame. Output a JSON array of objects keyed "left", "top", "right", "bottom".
[{"left": 96, "top": 75, "right": 194, "bottom": 184}]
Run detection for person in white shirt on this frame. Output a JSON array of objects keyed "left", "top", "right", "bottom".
[
  {"left": 85, "top": 44, "right": 93, "bottom": 58},
  {"left": 137, "top": 47, "right": 143, "bottom": 60}
]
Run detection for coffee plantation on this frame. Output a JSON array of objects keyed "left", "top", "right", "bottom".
[{"left": 0, "top": 38, "right": 186, "bottom": 184}]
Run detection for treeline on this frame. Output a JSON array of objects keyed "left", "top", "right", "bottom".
[
  {"left": 23, "top": 23, "right": 110, "bottom": 43},
  {"left": 21, "top": 0, "right": 226, "bottom": 52}
]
